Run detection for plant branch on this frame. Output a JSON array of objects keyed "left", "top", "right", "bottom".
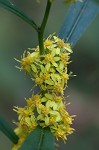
[{"left": 38, "top": 0, "right": 52, "bottom": 55}]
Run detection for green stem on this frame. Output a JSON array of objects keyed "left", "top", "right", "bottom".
[{"left": 38, "top": 0, "right": 52, "bottom": 55}]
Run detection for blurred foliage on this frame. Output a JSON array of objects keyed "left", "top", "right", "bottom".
[
  {"left": 59, "top": 0, "right": 99, "bottom": 47},
  {"left": 0, "top": 0, "right": 99, "bottom": 150}
]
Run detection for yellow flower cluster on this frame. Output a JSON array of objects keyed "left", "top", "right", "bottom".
[
  {"left": 12, "top": 35, "right": 74, "bottom": 150},
  {"left": 21, "top": 35, "right": 72, "bottom": 95}
]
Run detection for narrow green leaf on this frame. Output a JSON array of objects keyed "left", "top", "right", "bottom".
[
  {"left": 0, "top": 117, "right": 19, "bottom": 144},
  {"left": 19, "top": 126, "right": 55, "bottom": 150},
  {"left": 19, "top": 126, "right": 44, "bottom": 150},
  {"left": 59, "top": 0, "right": 99, "bottom": 47},
  {"left": 41, "top": 127, "right": 55, "bottom": 150},
  {"left": 0, "top": 0, "right": 38, "bottom": 31}
]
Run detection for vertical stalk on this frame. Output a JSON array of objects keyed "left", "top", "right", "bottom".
[{"left": 38, "top": 0, "right": 52, "bottom": 55}]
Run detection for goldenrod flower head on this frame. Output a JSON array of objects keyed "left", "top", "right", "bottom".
[
  {"left": 13, "top": 34, "right": 74, "bottom": 149},
  {"left": 60, "top": 53, "right": 69, "bottom": 61},
  {"left": 35, "top": 76, "right": 43, "bottom": 84},
  {"left": 13, "top": 93, "right": 74, "bottom": 149},
  {"left": 54, "top": 83, "right": 63, "bottom": 94},
  {"left": 20, "top": 34, "right": 72, "bottom": 95},
  {"left": 44, "top": 39, "right": 53, "bottom": 47},
  {"left": 43, "top": 72, "right": 50, "bottom": 80},
  {"left": 45, "top": 54, "right": 53, "bottom": 62},
  {"left": 54, "top": 95, "right": 63, "bottom": 102}
]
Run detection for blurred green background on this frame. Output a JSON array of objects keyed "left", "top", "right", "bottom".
[{"left": 0, "top": 0, "right": 99, "bottom": 150}]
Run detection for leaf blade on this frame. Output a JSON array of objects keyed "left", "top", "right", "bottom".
[
  {"left": 19, "top": 126, "right": 55, "bottom": 150},
  {"left": 41, "top": 127, "right": 55, "bottom": 150},
  {"left": 0, "top": 0, "right": 38, "bottom": 31},
  {"left": 19, "top": 126, "right": 44, "bottom": 150},
  {"left": 59, "top": 0, "right": 99, "bottom": 47},
  {"left": 0, "top": 117, "right": 19, "bottom": 144}
]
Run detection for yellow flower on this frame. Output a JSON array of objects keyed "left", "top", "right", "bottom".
[
  {"left": 43, "top": 73, "right": 50, "bottom": 80},
  {"left": 54, "top": 126, "right": 67, "bottom": 140},
  {"left": 21, "top": 52, "right": 38, "bottom": 73},
  {"left": 62, "top": 73, "right": 69, "bottom": 80},
  {"left": 19, "top": 34, "right": 72, "bottom": 93},
  {"left": 26, "top": 98, "right": 35, "bottom": 107},
  {"left": 35, "top": 98, "right": 41, "bottom": 107},
  {"left": 35, "top": 76, "right": 43, "bottom": 84},
  {"left": 44, "top": 39, "right": 53, "bottom": 47},
  {"left": 13, "top": 34, "right": 74, "bottom": 148},
  {"left": 33, "top": 94, "right": 41, "bottom": 100},
  {"left": 49, "top": 116, "right": 56, "bottom": 125},
  {"left": 44, "top": 54, "right": 53, "bottom": 62},
  {"left": 54, "top": 83, "right": 64, "bottom": 94},
  {"left": 57, "top": 39, "right": 65, "bottom": 48},
  {"left": 60, "top": 53, "right": 69, "bottom": 61},
  {"left": 53, "top": 95, "right": 63, "bottom": 102}
]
